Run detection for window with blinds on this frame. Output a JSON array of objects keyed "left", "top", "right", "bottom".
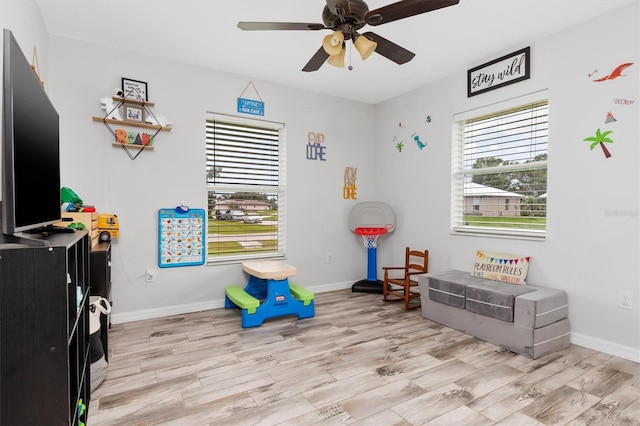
[
  {"left": 206, "top": 115, "right": 286, "bottom": 261},
  {"left": 452, "top": 93, "right": 548, "bottom": 239}
]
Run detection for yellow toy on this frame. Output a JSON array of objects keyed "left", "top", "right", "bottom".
[{"left": 98, "top": 214, "right": 119, "bottom": 242}]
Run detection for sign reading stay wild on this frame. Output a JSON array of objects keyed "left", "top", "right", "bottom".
[{"left": 468, "top": 47, "right": 530, "bottom": 97}]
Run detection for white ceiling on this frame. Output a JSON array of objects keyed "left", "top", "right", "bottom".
[{"left": 36, "top": 0, "right": 636, "bottom": 104}]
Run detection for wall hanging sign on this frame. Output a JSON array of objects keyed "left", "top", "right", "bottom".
[
  {"left": 343, "top": 166, "right": 357, "bottom": 200},
  {"left": 468, "top": 46, "right": 530, "bottom": 97},
  {"left": 121, "top": 77, "right": 148, "bottom": 101},
  {"left": 158, "top": 207, "right": 205, "bottom": 268},
  {"left": 306, "top": 131, "right": 326, "bottom": 161},
  {"left": 237, "top": 81, "right": 265, "bottom": 116}
]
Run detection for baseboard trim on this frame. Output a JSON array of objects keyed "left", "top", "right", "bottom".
[
  {"left": 571, "top": 331, "right": 640, "bottom": 363},
  {"left": 111, "top": 280, "right": 354, "bottom": 325}
]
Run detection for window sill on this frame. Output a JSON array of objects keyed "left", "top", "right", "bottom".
[
  {"left": 451, "top": 226, "right": 546, "bottom": 241},
  {"left": 207, "top": 252, "right": 286, "bottom": 266}
]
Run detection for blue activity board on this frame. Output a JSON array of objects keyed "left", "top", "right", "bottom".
[{"left": 158, "top": 208, "right": 205, "bottom": 268}]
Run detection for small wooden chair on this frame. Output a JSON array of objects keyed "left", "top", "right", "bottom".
[{"left": 382, "top": 247, "right": 429, "bottom": 310}]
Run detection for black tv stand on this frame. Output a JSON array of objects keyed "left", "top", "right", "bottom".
[
  {"left": 0, "top": 226, "right": 75, "bottom": 247},
  {"left": 26, "top": 225, "right": 75, "bottom": 235},
  {"left": 0, "top": 232, "right": 50, "bottom": 247}
]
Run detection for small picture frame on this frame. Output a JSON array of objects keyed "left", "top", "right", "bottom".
[
  {"left": 124, "top": 104, "right": 144, "bottom": 122},
  {"left": 121, "top": 77, "right": 148, "bottom": 101}
]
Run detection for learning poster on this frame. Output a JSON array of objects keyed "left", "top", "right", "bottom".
[{"left": 158, "top": 208, "right": 205, "bottom": 268}]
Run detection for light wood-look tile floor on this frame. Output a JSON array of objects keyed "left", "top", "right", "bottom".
[{"left": 88, "top": 289, "right": 640, "bottom": 425}]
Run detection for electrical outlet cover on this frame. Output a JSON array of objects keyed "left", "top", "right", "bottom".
[{"left": 619, "top": 290, "right": 633, "bottom": 310}]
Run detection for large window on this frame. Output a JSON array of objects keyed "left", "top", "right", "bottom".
[
  {"left": 452, "top": 92, "right": 548, "bottom": 239},
  {"left": 206, "top": 114, "right": 286, "bottom": 262}
]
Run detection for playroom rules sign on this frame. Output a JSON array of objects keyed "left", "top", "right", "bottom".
[{"left": 467, "top": 46, "right": 530, "bottom": 97}]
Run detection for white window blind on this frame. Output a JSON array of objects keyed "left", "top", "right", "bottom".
[
  {"left": 206, "top": 114, "right": 286, "bottom": 261},
  {"left": 452, "top": 93, "right": 548, "bottom": 239}
]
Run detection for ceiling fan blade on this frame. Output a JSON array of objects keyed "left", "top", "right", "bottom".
[
  {"left": 302, "top": 47, "right": 330, "bottom": 72},
  {"left": 238, "top": 22, "right": 326, "bottom": 31},
  {"left": 362, "top": 32, "right": 415, "bottom": 64},
  {"left": 365, "top": 0, "right": 459, "bottom": 26}
]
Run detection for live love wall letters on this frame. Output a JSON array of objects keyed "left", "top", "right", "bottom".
[{"left": 468, "top": 47, "right": 530, "bottom": 97}]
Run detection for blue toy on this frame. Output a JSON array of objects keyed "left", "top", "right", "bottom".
[{"left": 225, "top": 261, "right": 314, "bottom": 328}]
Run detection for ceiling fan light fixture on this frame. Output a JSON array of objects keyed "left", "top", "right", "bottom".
[
  {"left": 354, "top": 35, "right": 377, "bottom": 60},
  {"left": 322, "top": 31, "right": 344, "bottom": 56},
  {"left": 327, "top": 47, "right": 346, "bottom": 68}
]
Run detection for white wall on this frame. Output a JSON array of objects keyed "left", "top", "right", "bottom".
[{"left": 374, "top": 2, "right": 640, "bottom": 362}]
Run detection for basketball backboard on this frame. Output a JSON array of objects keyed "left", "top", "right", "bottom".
[{"left": 348, "top": 202, "right": 395, "bottom": 233}]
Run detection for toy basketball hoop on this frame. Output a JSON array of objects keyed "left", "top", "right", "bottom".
[
  {"left": 355, "top": 227, "right": 388, "bottom": 249},
  {"left": 349, "top": 202, "right": 396, "bottom": 294}
]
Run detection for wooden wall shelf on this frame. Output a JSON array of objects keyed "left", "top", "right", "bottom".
[
  {"left": 112, "top": 96, "right": 155, "bottom": 107},
  {"left": 92, "top": 116, "right": 171, "bottom": 132},
  {"left": 112, "top": 142, "right": 154, "bottom": 150}
]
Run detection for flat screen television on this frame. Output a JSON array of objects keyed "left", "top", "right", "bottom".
[{"left": 2, "top": 28, "right": 62, "bottom": 237}]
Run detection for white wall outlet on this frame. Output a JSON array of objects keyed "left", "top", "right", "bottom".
[
  {"left": 326, "top": 252, "right": 333, "bottom": 263},
  {"left": 618, "top": 290, "right": 633, "bottom": 310},
  {"left": 145, "top": 268, "right": 157, "bottom": 283}
]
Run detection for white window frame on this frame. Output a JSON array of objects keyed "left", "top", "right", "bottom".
[
  {"left": 451, "top": 91, "right": 548, "bottom": 240},
  {"left": 206, "top": 113, "right": 287, "bottom": 264}
]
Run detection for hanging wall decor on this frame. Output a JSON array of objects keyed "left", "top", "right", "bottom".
[
  {"left": 468, "top": 47, "right": 530, "bottom": 97},
  {"left": 394, "top": 137, "right": 403, "bottom": 152},
  {"left": 343, "top": 167, "right": 357, "bottom": 200},
  {"left": 306, "top": 131, "right": 327, "bottom": 161},
  {"left": 592, "top": 62, "right": 633, "bottom": 82},
  {"left": 158, "top": 207, "right": 205, "bottom": 268},
  {"left": 583, "top": 128, "right": 613, "bottom": 159},
  {"left": 604, "top": 112, "right": 617, "bottom": 124},
  {"left": 393, "top": 117, "right": 429, "bottom": 152},
  {"left": 413, "top": 133, "right": 426, "bottom": 150},
  {"left": 121, "top": 77, "right": 148, "bottom": 101},
  {"left": 92, "top": 85, "right": 171, "bottom": 160},
  {"left": 31, "top": 46, "right": 44, "bottom": 88},
  {"left": 237, "top": 81, "right": 265, "bottom": 116}
]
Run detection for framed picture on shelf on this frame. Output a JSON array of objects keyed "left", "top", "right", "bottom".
[
  {"left": 121, "top": 77, "right": 148, "bottom": 101},
  {"left": 124, "top": 104, "right": 144, "bottom": 122}
]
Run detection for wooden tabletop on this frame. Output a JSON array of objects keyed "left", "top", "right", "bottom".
[{"left": 242, "top": 260, "right": 297, "bottom": 280}]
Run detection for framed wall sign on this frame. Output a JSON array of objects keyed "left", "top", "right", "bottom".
[
  {"left": 121, "top": 77, "right": 148, "bottom": 101},
  {"left": 468, "top": 47, "right": 530, "bottom": 97},
  {"left": 124, "top": 104, "right": 144, "bottom": 122}
]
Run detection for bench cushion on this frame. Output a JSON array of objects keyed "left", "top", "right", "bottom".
[
  {"left": 426, "top": 270, "right": 470, "bottom": 308},
  {"left": 466, "top": 280, "right": 536, "bottom": 322}
]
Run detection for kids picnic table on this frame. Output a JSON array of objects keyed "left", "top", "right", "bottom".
[{"left": 224, "top": 260, "right": 315, "bottom": 328}]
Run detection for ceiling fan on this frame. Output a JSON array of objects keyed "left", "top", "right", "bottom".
[{"left": 238, "top": 0, "right": 460, "bottom": 72}]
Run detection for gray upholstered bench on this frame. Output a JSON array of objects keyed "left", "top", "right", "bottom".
[{"left": 418, "top": 270, "right": 570, "bottom": 359}]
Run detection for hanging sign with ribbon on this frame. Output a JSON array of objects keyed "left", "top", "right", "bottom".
[{"left": 237, "top": 81, "right": 264, "bottom": 116}]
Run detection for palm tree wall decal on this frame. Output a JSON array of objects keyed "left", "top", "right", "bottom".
[{"left": 583, "top": 128, "right": 613, "bottom": 158}]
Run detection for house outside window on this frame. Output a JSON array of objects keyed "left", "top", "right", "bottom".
[
  {"left": 206, "top": 114, "right": 286, "bottom": 262},
  {"left": 452, "top": 91, "right": 548, "bottom": 239}
]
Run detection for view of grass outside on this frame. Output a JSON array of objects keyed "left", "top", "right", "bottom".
[
  {"left": 207, "top": 210, "right": 278, "bottom": 257},
  {"left": 464, "top": 215, "right": 546, "bottom": 230}
]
